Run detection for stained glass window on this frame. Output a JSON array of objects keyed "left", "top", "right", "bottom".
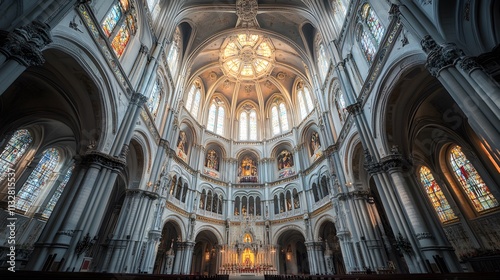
[
  {"left": 207, "top": 97, "right": 225, "bottom": 136},
  {"left": 360, "top": 29, "right": 376, "bottom": 62},
  {"left": 16, "top": 148, "right": 60, "bottom": 213},
  {"left": 419, "top": 166, "right": 457, "bottom": 223},
  {"left": 359, "top": 4, "right": 384, "bottom": 63},
  {"left": 0, "top": 129, "right": 32, "bottom": 182},
  {"left": 240, "top": 112, "right": 248, "bottom": 140},
  {"left": 449, "top": 145, "right": 498, "bottom": 212},
  {"left": 147, "top": 78, "right": 162, "bottom": 118},
  {"left": 317, "top": 44, "right": 329, "bottom": 82},
  {"left": 42, "top": 164, "right": 74, "bottom": 219},
  {"left": 101, "top": 0, "right": 136, "bottom": 57}
]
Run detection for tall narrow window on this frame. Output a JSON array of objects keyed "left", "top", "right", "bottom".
[
  {"left": 101, "top": 0, "right": 137, "bottom": 57},
  {"left": 317, "top": 43, "right": 329, "bottom": 83},
  {"left": 186, "top": 82, "right": 201, "bottom": 118},
  {"left": 297, "top": 82, "right": 314, "bottom": 120},
  {"left": 335, "top": 88, "right": 347, "bottom": 122},
  {"left": 167, "top": 28, "right": 181, "bottom": 77},
  {"left": 332, "top": 0, "right": 347, "bottom": 31},
  {"left": 16, "top": 148, "right": 61, "bottom": 213},
  {"left": 358, "top": 3, "right": 385, "bottom": 63},
  {"left": 419, "top": 166, "right": 457, "bottom": 223},
  {"left": 270, "top": 98, "right": 289, "bottom": 136},
  {"left": 0, "top": 129, "right": 32, "bottom": 182},
  {"left": 147, "top": 78, "right": 162, "bottom": 118},
  {"left": 449, "top": 145, "right": 498, "bottom": 212},
  {"left": 240, "top": 104, "right": 258, "bottom": 141},
  {"left": 240, "top": 112, "right": 248, "bottom": 140},
  {"left": 42, "top": 164, "right": 75, "bottom": 218},
  {"left": 207, "top": 97, "right": 225, "bottom": 136}
]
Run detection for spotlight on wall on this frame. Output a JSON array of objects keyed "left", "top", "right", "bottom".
[{"left": 205, "top": 248, "right": 210, "bottom": 261}]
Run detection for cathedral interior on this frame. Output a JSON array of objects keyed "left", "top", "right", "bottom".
[{"left": 0, "top": 0, "right": 499, "bottom": 276}]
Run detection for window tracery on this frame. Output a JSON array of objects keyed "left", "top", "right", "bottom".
[
  {"left": 0, "top": 129, "right": 32, "bottom": 183},
  {"left": 101, "top": 0, "right": 137, "bottom": 57},
  {"left": 419, "top": 166, "right": 457, "bottom": 223}
]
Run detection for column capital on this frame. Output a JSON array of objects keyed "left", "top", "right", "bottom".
[
  {"left": 422, "top": 36, "right": 465, "bottom": 77},
  {"left": 0, "top": 20, "right": 52, "bottom": 67},
  {"left": 458, "top": 56, "right": 482, "bottom": 74},
  {"left": 380, "top": 154, "right": 411, "bottom": 172},
  {"left": 81, "top": 150, "right": 126, "bottom": 171}
]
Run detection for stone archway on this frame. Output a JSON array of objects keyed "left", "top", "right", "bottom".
[
  {"left": 318, "top": 221, "right": 345, "bottom": 275},
  {"left": 153, "top": 221, "right": 182, "bottom": 274},
  {"left": 192, "top": 230, "right": 219, "bottom": 275},
  {"left": 276, "top": 229, "right": 308, "bottom": 275}
]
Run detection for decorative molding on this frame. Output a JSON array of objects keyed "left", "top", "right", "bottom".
[
  {"left": 81, "top": 150, "right": 126, "bottom": 170},
  {"left": 422, "top": 36, "right": 465, "bottom": 77},
  {"left": 0, "top": 20, "right": 52, "bottom": 67}
]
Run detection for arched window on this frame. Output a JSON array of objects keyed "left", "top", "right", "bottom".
[
  {"left": 0, "top": 129, "right": 32, "bottom": 182},
  {"left": 182, "top": 183, "right": 188, "bottom": 203},
  {"left": 207, "top": 97, "right": 225, "bottom": 135},
  {"left": 42, "top": 164, "right": 75, "bottom": 218},
  {"left": 279, "top": 193, "right": 285, "bottom": 213},
  {"left": 321, "top": 176, "right": 330, "bottom": 198},
  {"left": 419, "top": 166, "right": 457, "bottom": 223},
  {"left": 235, "top": 196, "right": 241, "bottom": 215},
  {"left": 185, "top": 82, "right": 201, "bottom": 118},
  {"left": 358, "top": 3, "right": 385, "bottom": 63},
  {"left": 332, "top": 0, "right": 348, "bottom": 31},
  {"left": 218, "top": 195, "right": 223, "bottom": 214},
  {"left": 255, "top": 196, "right": 261, "bottom": 215},
  {"left": 199, "top": 189, "right": 206, "bottom": 209},
  {"left": 334, "top": 87, "right": 347, "bottom": 122},
  {"left": 286, "top": 191, "right": 292, "bottom": 211},
  {"left": 271, "top": 98, "right": 289, "bottom": 136},
  {"left": 293, "top": 188, "right": 300, "bottom": 209},
  {"left": 167, "top": 28, "right": 181, "bottom": 77},
  {"left": 242, "top": 196, "right": 248, "bottom": 215},
  {"left": 101, "top": 0, "right": 137, "bottom": 57},
  {"left": 317, "top": 43, "right": 329, "bottom": 83},
  {"left": 312, "top": 183, "right": 319, "bottom": 202},
  {"left": 147, "top": 78, "right": 162, "bottom": 118},
  {"left": 169, "top": 175, "right": 177, "bottom": 195},
  {"left": 449, "top": 145, "right": 498, "bottom": 212},
  {"left": 249, "top": 196, "right": 255, "bottom": 215},
  {"left": 175, "top": 177, "right": 182, "bottom": 200},
  {"left": 206, "top": 190, "right": 213, "bottom": 211},
  {"left": 297, "top": 82, "right": 314, "bottom": 120},
  {"left": 274, "top": 195, "right": 279, "bottom": 214},
  {"left": 239, "top": 106, "right": 258, "bottom": 141},
  {"left": 16, "top": 148, "right": 61, "bottom": 213}
]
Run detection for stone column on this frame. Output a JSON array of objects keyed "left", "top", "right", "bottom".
[
  {"left": 422, "top": 36, "right": 500, "bottom": 152},
  {"left": 26, "top": 151, "right": 126, "bottom": 271},
  {"left": 0, "top": 21, "right": 52, "bottom": 95}
]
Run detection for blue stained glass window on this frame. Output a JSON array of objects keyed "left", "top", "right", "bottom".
[
  {"left": 271, "top": 100, "right": 289, "bottom": 136},
  {"left": 0, "top": 129, "right": 32, "bottom": 182},
  {"left": 360, "top": 29, "right": 376, "bottom": 62},
  {"left": 367, "top": 8, "right": 385, "bottom": 44},
  {"left": 16, "top": 148, "right": 60, "bottom": 213},
  {"left": 42, "top": 164, "right": 75, "bottom": 218},
  {"left": 102, "top": 4, "right": 121, "bottom": 37}
]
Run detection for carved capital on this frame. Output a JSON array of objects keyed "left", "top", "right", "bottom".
[
  {"left": 458, "top": 56, "right": 481, "bottom": 73},
  {"left": 423, "top": 37, "right": 465, "bottom": 77},
  {"left": 0, "top": 20, "right": 52, "bottom": 67},
  {"left": 236, "top": 0, "right": 258, "bottom": 28},
  {"left": 381, "top": 154, "right": 410, "bottom": 172},
  {"left": 81, "top": 150, "right": 126, "bottom": 171}
]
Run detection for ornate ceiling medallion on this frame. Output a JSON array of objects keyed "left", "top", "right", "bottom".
[{"left": 220, "top": 33, "right": 275, "bottom": 81}]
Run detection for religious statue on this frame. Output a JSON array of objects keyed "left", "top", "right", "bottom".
[
  {"left": 176, "top": 131, "right": 188, "bottom": 161},
  {"left": 239, "top": 156, "right": 258, "bottom": 182},
  {"left": 205, "top": 149, "right": 219, "bottom": 171},
  {"left": 277, "top": 149, "right": 294, "bottom": 170}
]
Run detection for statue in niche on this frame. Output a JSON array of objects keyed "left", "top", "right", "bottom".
[
  {"left": 310, "top": 131, "right": 323, "bottom": 160},
  {"left": 277, "top": 149, "right": 294, "bottom": 170},
  {"left": 205, "top": 149, "right": 219, "bottom": 171},
  {"left": 176, "top": 131, "right": 188, "bottom": 161},
  {"left": 239, "top": 156, "right": 257, "bottom": 182}
]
